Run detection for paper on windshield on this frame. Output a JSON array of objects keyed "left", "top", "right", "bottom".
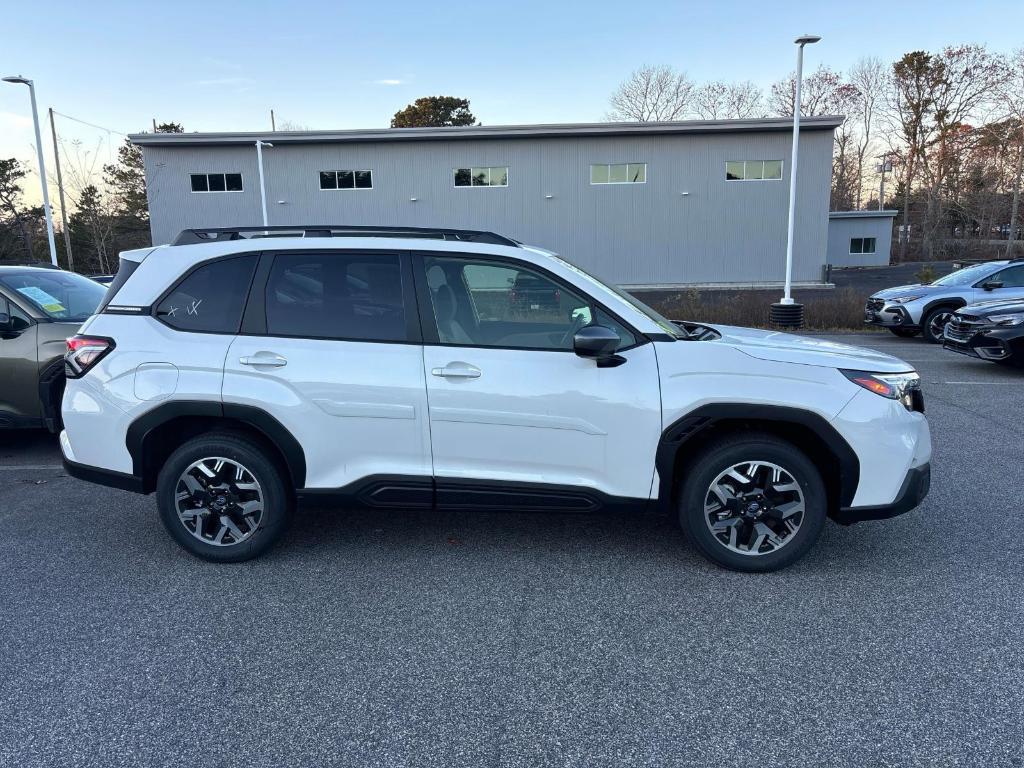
[{"left": 17, "top": 286, "right": 65, "bottom": 314}]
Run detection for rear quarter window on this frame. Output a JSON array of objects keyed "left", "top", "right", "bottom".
[{"left": 155, "top": 255, "right": 258, "bottom": 333}]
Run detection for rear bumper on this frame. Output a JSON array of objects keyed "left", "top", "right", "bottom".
[
  {"left": 60, "top": 429, "right": 145, "bottom": 493},
  {"left": 833, "top": 462, "right": 930, "bottom": 524},
  {"left": 62, "top": 457, "right": 145, "bottom": 493}
]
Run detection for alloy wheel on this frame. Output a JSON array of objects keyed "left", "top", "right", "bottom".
[
  {"left": 928, "top": 311, "right": 953, "bottom": 340},
  {"left": 174, "top": 457, "right": 264, "bottom": 547},
  {"left": 703, "top": 461, "right": 805, "bottom": 556}
]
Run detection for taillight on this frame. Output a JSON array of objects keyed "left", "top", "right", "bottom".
[{"left": 65, "top": 335, "right": 114, "bottom": 379}]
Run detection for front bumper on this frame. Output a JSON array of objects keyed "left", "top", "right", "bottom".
[
  {"left": 833, "top": 462, "right": 931, "bottom": 524},
  {"left": 864, "top": 300, "right": 917, "bottom": 329},
  {"left": 943, "top": 325, "right": 1022, "bottom": 363}
]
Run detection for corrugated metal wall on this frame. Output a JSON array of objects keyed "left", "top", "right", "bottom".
[
  {"left": 826, "top": 216, "right": 894, "bottom": 267},
  {"left": 142, "top": 129, "right": 835, "bottom": 286}
]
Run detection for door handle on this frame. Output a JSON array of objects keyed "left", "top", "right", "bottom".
[
  {"left": 239, "top": 354, "right": 288, "bottom": 368},
  {"left": 431, "top": 364, "right": 481, "bottom": 379}
]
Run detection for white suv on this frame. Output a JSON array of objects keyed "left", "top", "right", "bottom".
[{"left": 61, "top": 226, "right": 932, "bottom": 571}]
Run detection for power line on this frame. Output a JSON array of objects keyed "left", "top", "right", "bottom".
[{"left": 50, "top": 110, "right": 128, "bottom": 137}]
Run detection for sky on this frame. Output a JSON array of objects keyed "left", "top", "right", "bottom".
[{"left": 2, "top": 0, "right": 1023, "bottom": 204}]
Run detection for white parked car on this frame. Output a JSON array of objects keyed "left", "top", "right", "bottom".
[{"left": 62, "top": 226, "right": 932, "bottom": 571}]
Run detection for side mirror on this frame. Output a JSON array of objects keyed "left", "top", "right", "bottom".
[
  {"left": 982, "top": 281, "right": 1004, "bottom": 291},
  {"left": 573, "top": 325, "right": 625, "bottom": 367}
]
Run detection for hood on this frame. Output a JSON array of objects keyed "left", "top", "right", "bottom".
[
  {"left": 707, "top": 324, "right": 913, "bottom": 372},
  {"left": 869, "top": 283, "right": 942, "bottom": 300},
  {"left": 959, "top": 298, "right": 1024, "bottom": 317}
]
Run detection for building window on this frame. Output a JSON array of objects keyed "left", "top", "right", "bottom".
[
  {"left": 453, "top": 167, "right": 508, "bottom": 187},
  {"left": 190, "top": 173, "right": 243, "bottom": 193},
  {"left": 850, "top": 237, "right": 877, "bottom": 254},
  {"left": 725, "top": 160, "right": 783, "bottom": 181},
  {"left": 320, "top": 170, "right": 373, "bottom": 190},
  {"left": 590, "top": 163, "right": 646, "bottom": 184}
]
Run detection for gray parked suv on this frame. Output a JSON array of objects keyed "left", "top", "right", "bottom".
[{"left": 865, "top": 259, "right": 1024, "bottom": 342}]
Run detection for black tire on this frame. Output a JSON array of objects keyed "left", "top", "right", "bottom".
[
  {"left": 156, "top": 432, "right": 292, "bottom": 562},
  {"left": 921, "top": 306, "right": 956, "bottom": 343},
  {"left": 678, "top": 434, "right": 827, "bottom": 572},
  {"left": 888, "top": 327, "right": 920, "bottom": 338}
]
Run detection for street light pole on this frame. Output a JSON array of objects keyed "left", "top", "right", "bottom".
[
  {"left": 255, "top": 140, "right": 272, "bottom": 228},
  {"left": 3, "top": 75, "right": 58, "bottom": 267},
  {"left": 771, "top": 35, "right": 820, "bottom": 329}
]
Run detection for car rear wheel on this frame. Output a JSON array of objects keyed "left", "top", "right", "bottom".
[
  {"left": 922, "top": 306, "right": 956, "bottom": 343},
  {"left": 156, "top": 432, "right": 292, "bottom": 562},
  {"left": 888, "top": 327, "right": 920, "bottom": 338},
  {"left": 678, "top": 434, "right": 827, "bottom": 572}
]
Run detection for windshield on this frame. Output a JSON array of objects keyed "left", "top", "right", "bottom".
[
  {"left": 931, "top": 263, "right": 1002, "bottom": 287},
  {"left": 0, "top": 271, "right": 106, "bottom": 321},
  {"left": 545, "top": 253, "right": 685, "bottom": 337}
]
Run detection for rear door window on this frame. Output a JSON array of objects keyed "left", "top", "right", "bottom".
[
  {"left": 155, "top": 255, "right": 258, "bottom": 333},
  {"left": 264, "top": 252, "right": 408, "bottom": 341}
]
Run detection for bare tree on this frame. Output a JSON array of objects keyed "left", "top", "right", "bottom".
[
  {"left": 849, "top": 57, "right": 887, "bottom": 207},
  {"left": 608, "top": 65, "right": 695, "bottom": 122},
  {"left": 693, "top": 81, "right": 764, "bottom": 119},
  {"left": 61, "top": 139, "right": 118, "bottom": 273},
  {"left": 997, "top": 48, "right": 1024, "bottom": 256},
  {"left": 917, "top": 44, "right": 1003, "bottom": 257},
  {"left": 769, "top": 66, "right": 860, "bottom": 117}
]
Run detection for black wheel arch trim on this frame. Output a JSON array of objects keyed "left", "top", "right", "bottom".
[
  {"left": 125, "top": 400, "right": 307, "bottom": 491},
  {"left": 921, "top": 297, "right": 966, "bottom": 320},
  {"left": 655, "top": 403, "right": 860, "bottom": 512}
]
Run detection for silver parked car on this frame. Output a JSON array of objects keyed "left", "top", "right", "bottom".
[{"left": 864, "top": 259, "right": 1024, "bottom": 342}]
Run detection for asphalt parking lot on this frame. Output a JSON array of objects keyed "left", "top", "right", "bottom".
[{"left": 1, "top": 333, "right": 1022, "bottom": 768}]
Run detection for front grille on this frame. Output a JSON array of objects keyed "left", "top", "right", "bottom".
[
  {"left": 944, "top": 316, "right": 985, "bottom": 343},
  {"left": 866, "top": 298, "right": 885, "bottom": 312}
]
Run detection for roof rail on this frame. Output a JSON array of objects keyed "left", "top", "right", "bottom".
[{"left": 171, "top": 225, "right": 519, "bottom": 247}]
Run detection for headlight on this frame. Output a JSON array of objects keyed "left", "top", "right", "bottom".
[
  {"left": 989, "top": 312, "right": 1024, "bottom": 326},
  {"left": 841, "top": 370, "right": 923, "bottom": 412},
  {"left": 890, "top": 295, "right": 923, "bottom": 303}
]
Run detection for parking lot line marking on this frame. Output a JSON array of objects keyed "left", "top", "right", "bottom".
[
  {"left": 937, "top": 380, "right": 1023, "bottom": 385},
  {"left": 0, "top": 464, "right": 63, "bottom": 471}
]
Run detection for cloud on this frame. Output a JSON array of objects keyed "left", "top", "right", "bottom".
[{"left": 374, "top": 79, "right": 404, "bottom": 86}]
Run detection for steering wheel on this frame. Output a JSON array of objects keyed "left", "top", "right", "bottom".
[{"left": 559, "top": 311, "right": 588, "bottom": 349}]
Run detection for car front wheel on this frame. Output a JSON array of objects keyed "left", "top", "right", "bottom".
[
  {"left": 156, "top": 432, "right": 292, "bottom": 562},
  {"left": 922, "top": 306, "right": 956, "bottom": 343},
  {"left": 678, "top": 434, "right": 827, "bottom": 572}
]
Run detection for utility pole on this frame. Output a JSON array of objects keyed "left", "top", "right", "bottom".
[
  {"left": 152, "top": 118, "right": 157, "bottom": 132},
  {"left": 876, "top": 154, "right": 892, "bottom": 212},
  {"left": 270, "top": 109, "right": 276, "bottom": 131},
  {"left": 48, "top": 108, "right": 74, "bottom": 271}
]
